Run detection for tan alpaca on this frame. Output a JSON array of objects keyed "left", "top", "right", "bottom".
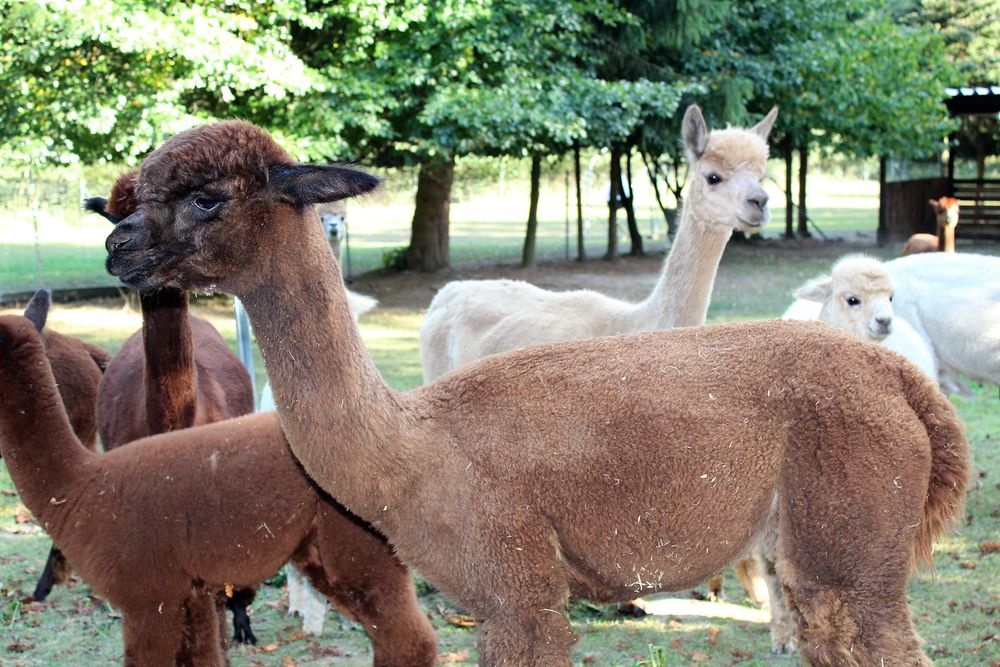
[
  {"left": 420, "top": 104, "right": 778, "bottom": 382},
  {"left": 901, "top": 196, "right": 960, "bottom": 255},
  {"left": 106, "top": 120, "right": 970, "bottom": 666}
]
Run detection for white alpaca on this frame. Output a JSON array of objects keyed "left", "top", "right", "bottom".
[
  {"left": 419, "top": 104, "right": 778, "bottom": 381},
  {"left": 259, "top": 287, "right": 378, "bottom": 635},
  {"left": 885, "top": 252, "right": 1000, "bottom": 393},
  {"left": 783, "top": 254, "right": 938, "bottom": 381}
]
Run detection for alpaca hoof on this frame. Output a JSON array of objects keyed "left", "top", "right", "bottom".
[
  {"left": 233, "top": 625, "right": 257, "bottom": 646},
  {"left": 771, "top": 638, "right": 798, "bottom": 654}
]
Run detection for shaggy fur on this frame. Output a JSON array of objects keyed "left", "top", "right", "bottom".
[
  {"left": 105, "top": 120, "right": 970, "bottom": 666},
  {"left": 901, "top": 196, "right": 960, "bottom": 255},
  {"left": 420, "top": 105, "right": 778, "bottom": 381},
  {"left": 886, "top": 252, "right": 1000, "bottom": 392},
  {"left": 17, "top": 289, "right": 111, "bottom": 602},
  {"left": 0, "top": 315, "right": 436, "bottom": 667}
]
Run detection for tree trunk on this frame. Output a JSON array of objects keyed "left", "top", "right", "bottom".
[
  {"left": 797, "top": 145, "right": 811, "bottom": 238},
  {"left": 405, "top": 157, "right": 454, "bottom": 272},
  {"left": 605, "top": 145, "right": 621, "bottom": 261},
  {"left": 521, "top": 153, "right": 542, "bottom": 268},
  {"left": 783, "top": 138, "right": 794, "bottom": 240},
  {"left": 574, "top": 144, "right": 585, "bottom": 262},
  {"left": 623, "top": 148, "right": 643, "bottom": 256},
  {"left": 877, "top": 156, "right": 888, "bottom": 247}
]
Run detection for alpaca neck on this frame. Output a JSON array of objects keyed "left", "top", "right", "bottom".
[
  {"left": 239, "top": 228, "right": 412, "bottom": 520},
  {"left": 140, "top": 289, "right": 197, "bottom": 434},
  {"left": 939, "top": 225, "right": 956, "bottom": 253},
  {"left": 637, "top": 198, "right": 732, "bottom": 329},
  {"left": 0, "top": 328, "right": 90, "bottom": 528}
]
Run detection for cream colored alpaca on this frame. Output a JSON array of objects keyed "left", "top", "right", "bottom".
[
  {"left": 105, "top": 120, "right": 970, "bottom": 667},
  {"left": 901, "top": 196, "right": 960, "bottom": 255},
  {"left": 785, "top": 255, "right": 937, "bottom": 382},
  {"left": 419, "top": 104, "right": 778, "bottom": 382}
]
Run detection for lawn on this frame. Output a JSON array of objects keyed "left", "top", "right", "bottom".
[{"left": 0, "top": 233, "right": 997, "bottom": 665}]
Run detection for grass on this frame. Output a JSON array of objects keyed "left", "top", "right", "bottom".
[{"left": 1, "top": 236, "right": 998, "bottom": 665}]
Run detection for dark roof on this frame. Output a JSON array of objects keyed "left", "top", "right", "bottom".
[{"left": 945, "top": 85, "right": 1000, "bottom": 116}]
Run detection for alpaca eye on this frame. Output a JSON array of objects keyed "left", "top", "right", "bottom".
[
  {"left": 846, "top": 296, "right": 861, "bottom": 307},
  {"left": 193, "top": 196, "right": 222, "bottom": 212},
  {"left": 706, "top": 173, "right": 722, "bottom": 185}
]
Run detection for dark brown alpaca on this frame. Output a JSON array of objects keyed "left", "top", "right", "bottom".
[
  {"left": 85, "top": 172, "right": 261, "bottom": 643},
  {"left": 17, "top": 289, "right": 112, "bottom": 602},
  {"left": 106, "top": 120, "right": 970, "bottom": 666},
  {"left": 0, "top": 314, "right": 436, "bottom": 667}
]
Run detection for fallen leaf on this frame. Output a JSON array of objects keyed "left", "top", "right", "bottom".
[
  {"left": 439, "top": 650, "right": 471, "bottom": 664},
  {"left": 443, "top": 613, "right": 476, "bottom": 628},
  {"left": 707, "top": 626, "right": 721, "bottom": 645},
  {"left": 959, "top": 561, "right": 977, "bottom": 570},
  {"left": 281, "top": 657, "right": 297, "bottom": 667},
  {"left": 979, "top": 541, "right": 1000, "bottom": 556},
  {"left": 6, "top": 641, "right": 32, "bottom": 653},
  {"left": 260, "top": 643, "right": 280, "bottom": 653},
  {"left": 691, "top": 651, "right": 710, "bottom": 662}
]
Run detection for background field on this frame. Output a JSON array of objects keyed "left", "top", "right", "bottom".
[{"left": 0, "top": 173, "right": 997, "bottom": 665}]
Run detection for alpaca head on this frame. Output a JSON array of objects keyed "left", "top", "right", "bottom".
[
  {"left": 105, "top": 120, "right": 379, "bottom": 294},
  {"left": 795, "top": 254, "right": 895, "bottom": 342},
  {"left": 928, "top": 196, "right": 959, "bottom": 231},
  {"left": 681, "top": 104, "right": 778, "bottom": 233}
]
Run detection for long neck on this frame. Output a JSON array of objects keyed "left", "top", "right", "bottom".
[
  {"left": 239, "top": 226, "right": 413, "bottom": 520},
  {"left": 636, "top": 197, "right": 732, "bottom": 329},
  {"left": 939, "top": 224, "right": 956, "bottom": 253},
  {"left": 140, "top": 288, "right": 197, "bottom": 433},
  {"left": 0, "top": 327, "right": 90, "bottom": 528}
]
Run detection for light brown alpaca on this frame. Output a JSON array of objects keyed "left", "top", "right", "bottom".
[
  {"left": 0, "top": 315, "right": 436, "bottom": 667},
  {"left": 16, "top": 289, "right": 111, "bottom": 602},
  {"left": 106, "top": 120, "right": 970, "bottom": 666},
  {"left": 420, "top": 104, "right": 778, "bottom": 381},
  {"left": 901, "top": 196, "right": 960, "bottom": 255}
]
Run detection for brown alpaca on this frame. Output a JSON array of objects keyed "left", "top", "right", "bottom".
[
  {"left": 106, "top": 121, "right": 970, "bottom": 666},
  {"left": 16, "top": 289, "right": 111, "bottom": 602},
  {"left": 901, "top": 196, "right": 960, "bottom": 255},
  {"left": 0, "top": 315, "right": 436, "bottom": 667}
]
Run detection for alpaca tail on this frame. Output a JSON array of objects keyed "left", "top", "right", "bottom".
[{"left": 901, "top": 363, "right": 971, "bottom": 571}]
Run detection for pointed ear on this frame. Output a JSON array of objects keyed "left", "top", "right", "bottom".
[
  {"left": 682, "top": 104, "right": 709, "bottom": 160},
  {"left": 84, "top": 197, "right": 121, "bottom": 224},
  {"left": 267, "top": 164, "right": 380, "bottom": 205},
  {"left": 928, "top": 198, "right": 942, "bottom": 212},
  {"left": 23, "top": 289, "right": 51, "bottom": 332},
  {"left": 795, "top": 275, "right": 832, "bottom": 303},
  {"left": 751, "top": 106, "right": 779, "bottom": 140}
]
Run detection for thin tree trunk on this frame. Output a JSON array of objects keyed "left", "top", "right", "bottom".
[
  {"left": 521, "top": 153, "right": 542, "bottom": 268},
  {"left": 783, "top": 139, "right": 794, "bottom": 240},
  {"left": 623, "top": 148, "right": 643, "bottom": 256},
  {"left": 405, "top": 157, "right": 454, "bottom": 272},
  {"left": 797, "top": 145, "right": 811, "bottom": 238},
  {"left": 574, "top": 144, "right": 585, "bottom": 262},
  {"left": 605, "top": 145, "right": 621, "bottom": 261}
]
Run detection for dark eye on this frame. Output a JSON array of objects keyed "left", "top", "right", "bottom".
[
  {"left": 706, "top": 173, "right": 722, "bottom": 185},
  {"left": 193, "top": 195, "right": 222, "bottom": 212},
  {"left": 889, "top": 294, "right": 893, "bottom": 302},
  {"left": 846, "top": 296, "right": 861, "bottom": 307}
]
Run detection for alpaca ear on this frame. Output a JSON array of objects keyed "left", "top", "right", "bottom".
[
  {"left": 928, "top": 198, "right": 942, "bottom": 212},
  {"left": 23, "top": 289, "right": 51, "bottom": 333},
  {"left": 267, "top": 164, "right": 380, "bottom": 205},
  {"left": 84, "top": 197, "right": 121, "bottom": 224},
  {"left": 751, "top": 106, "right": 779, "bottom": 140},
  {"left": 795, "top": 276, "right": 832, "bottom": 303},
  {"left": 682, "top": 105, "right": 709, "bottom": 159}
]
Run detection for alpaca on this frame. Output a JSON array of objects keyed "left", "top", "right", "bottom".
[
  {"left": 784, "top": 254, "right": 938, "bottom": 381},
  {"left": 885, "top": 252, "right": 1000, "bottom": 393},
  {"left": 419, "top": 104, "right": 778, "bottom": 382},
  {"left": 15, "top": 289, "right": 112, "bottom": 602},
  {"left": 87, "top": 174, "right": 261, "bottom": 643},
  {"left": 105, "top": 120, "right": 970, "bottom": 666},
  {"left": 0, "top": 315, "right": 437, "bottom": 667},
  {"left": 901, "top": 196, "right": 960, "bottom": 255}
]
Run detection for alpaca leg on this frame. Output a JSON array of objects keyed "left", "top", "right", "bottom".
[
  {"left": 476, "top": 606, "right": 576, "bottom": 667},
  {"left": 293, "top": 504, "right": 437, "bottom": 667},
  {"left": 733, "top": 556, "right": 769, "bottom": 607},
  {"left": 32, "top": 544, "right": 71, "bottom": 601},
  {"left": 226, "top": 587, "right": 257, "bottom": 645},
  {"left": 122, "top": 607, "right": 187, "bottom": 667},
  {"left": 757, "top": 553, "right": 796, "bottom": 654},
  {"left": 178, "top": 589, "right": 228, "bottom": 667}
]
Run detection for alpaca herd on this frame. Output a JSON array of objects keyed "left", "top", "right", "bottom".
[{"left": 0, "top": 110, "right": 979, "bottom": 666}]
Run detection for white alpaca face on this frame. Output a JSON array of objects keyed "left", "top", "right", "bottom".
[
  {"left": 819, "top": 268, "right": 895, "bottom": 342},
  {"left": 688, "top": 158, "right": 770, "bottom": 233}
]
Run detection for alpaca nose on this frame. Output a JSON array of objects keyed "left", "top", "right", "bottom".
[
  {"left": 875, "top": 316, "right": 892, "bottom": 332},
  {"left": 747, "top": 192, "right": 769, "bottom": 212}
]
